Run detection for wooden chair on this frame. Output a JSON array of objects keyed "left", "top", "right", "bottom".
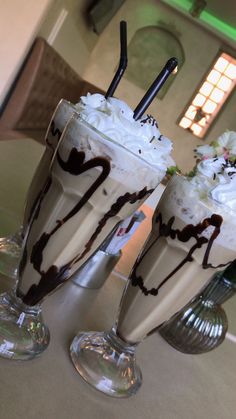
[{"left": 0, "top": 37, "right": 104, "bottom": 143}]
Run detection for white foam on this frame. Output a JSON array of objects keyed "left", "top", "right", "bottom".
[
  {"left": 75, "top": 93, "right": 175, "bottom": 171},
  {"left": 58, "top": 114, "right": 164, "bottom": 191},
  {"left": 163, "top": 176, "right": 236, "bottom": 251}
]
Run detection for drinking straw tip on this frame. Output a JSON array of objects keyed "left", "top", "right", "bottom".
[
  {"left": 105, "top": 21, "right": 128, "bottom": 98},
  {"left": 166, "top": 57, "right": 178, "bottom": 72},
  {"left": 133, "top": 56, "right": 179, "bottom": 120}
]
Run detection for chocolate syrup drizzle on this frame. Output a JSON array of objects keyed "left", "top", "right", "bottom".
[
  {"left": 19, "top": 177, "right": 53, "bottom": 277},
  {"left": 20, "top": 146, "right": 153, "bottom": 305},
  {"left": 30, "top": 148, "right": 111, "bottom": 274},
  {"left": 72, "top": 186, "right": 153, "bottom": 266},
  {"left": 46, "top": 120, "right": 62, "bottom": 150},
  {"left": 131, "top": 212, "right": 232, "bottom": 297}
]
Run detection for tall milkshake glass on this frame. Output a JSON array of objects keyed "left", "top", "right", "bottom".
[
  {"left": 0, "top": 99, "right": 76, "bottom": 279},
  {"left": 70, "top": 174, "right": 236, "bottom": 397},
  {"left": 0, "top": 112, "right": 165, "bottom": 360}
]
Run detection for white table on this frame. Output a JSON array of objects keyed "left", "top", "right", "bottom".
[{"left": 0, "top": 138, "right": 235, "bottom": 419}]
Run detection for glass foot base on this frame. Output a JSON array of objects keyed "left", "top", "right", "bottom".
[
  {"left": 70, "top": 330, "right": 142, "bottom": 398},
  {"left": 0, "top": 230, "right": 23, "bottom": 279},
  {"left": 0, "top": 292, "right": 50, "bottom": 360}
]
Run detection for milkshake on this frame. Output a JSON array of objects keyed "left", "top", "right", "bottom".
[
  {"left": 70, "top": 133, "right": 236, "bottom": 397},
  {"left": 16, "top": 93, "right": 174, "bottom": 305},
  {"left": 117, "top": 172, "right": 236, "bottom": 343}
]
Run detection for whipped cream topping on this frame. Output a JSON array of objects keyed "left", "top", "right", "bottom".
[
  {"left": 75, "top": 93, "right": 174, "bottom": 172},
  {"left": 196, "top": 156, "right": 225, "bottom": 178},
  {"left": 190, "top": 131, "right": 236, "bottom": 211},
  {"left": 211, "top": 174, "right": 236, "bottom": 210}
]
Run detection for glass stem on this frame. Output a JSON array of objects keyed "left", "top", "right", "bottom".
[
  {"left": 4, "top": 289, "right": 41, "bottom": 318},
  {"left": 107, "top": 327, "right": 138, "bottom": 356}
]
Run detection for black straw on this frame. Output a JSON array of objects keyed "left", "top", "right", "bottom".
[
  {"left": 133, "top": 57, "right": 178, "bottom": 120},
  {"left": 105, "top": 21, "right": 128, "bottom": 98}
]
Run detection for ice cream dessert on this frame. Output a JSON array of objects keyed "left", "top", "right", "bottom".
[
  {"left": 16, "top": 93, "right": 174, "bottom": 305},
  {"left": 117, "top": 131, "right": 236, "bottom": 344}
]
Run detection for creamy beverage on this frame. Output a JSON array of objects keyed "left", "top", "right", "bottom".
[
  {"left": 23, "top": 99, "right": 76, "bottom": 226},
  {"left": 117, "top": 133, "right": 236, "bottom": 344},
  {"left": 17, "top": 94, "right": 174, "bottom": 305}
]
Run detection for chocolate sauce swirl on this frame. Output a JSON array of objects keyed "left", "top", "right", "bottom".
[
  {"left": 46, "top": 120, "right": 62, "bottom": 150},
  {"left": 20, "top": 137, "right": 154, "bottom": 305},
  {"left": 22, "top": 186, "right": 152, "bottom": 306},
  {"left": 131, "top": 212, "right": 232, "bottom": 297},
  {"left": 19, "top": 177, "right": 52, "bottom": 277},
  {"left": 29, "top": 148, "right": 111, "bottom": 274},
  {"left": 73, "top": 186, "right": 153, "bottom": 265}
]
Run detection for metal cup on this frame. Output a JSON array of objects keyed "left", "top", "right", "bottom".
[{"left": 71, "top": 250, "right": 122, "bottom": 289}]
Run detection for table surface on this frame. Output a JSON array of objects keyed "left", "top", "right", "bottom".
[{"left": 0, "top": 138, "right": 236, "bottom": 419}]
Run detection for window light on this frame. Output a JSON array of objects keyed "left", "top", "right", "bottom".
[
  {"left": 209, "top": 87, "right": 224, "bottom": 103},
  {"left": 178, "top": 52, "right": 236, "bottom": 138},
  {"left": 225, "top": 63, "right": 236, "bottom": 79},
  {"left": 179, "top": 117, "right": 192, "bottom": 129},
  {"left": 207, "top": 69, "right": 221, "bottom": 84},
  {"left": 214, "top": 57, "right": 229, "bottom": 73},
  {"left": 199, "top": 82, "right": 213, "bottom": 96},
  {"left": 217, "top": 75, "right": 232, "bottom": 91},
  {"left": 202, "top": 99, "right": 217, "bottom": 114},
  {"left": 192, "top": 94, "right": 206, "bottom": 107},
  {"left": 185, "top": 106, "right": 197, "bottom": 120},
  {"left": 191, "top": 123, "right": 202, "bottom": 136}
]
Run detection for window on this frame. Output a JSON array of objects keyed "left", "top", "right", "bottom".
[{"left": 178, "top": 52, "right": 236, "bottom": 138}]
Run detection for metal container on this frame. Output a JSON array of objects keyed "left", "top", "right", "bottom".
[
  {"left": 71, "top": 250, "right": 122, "bottom": 289},
  {"left": 159, "top": 270, "right": 236, "bottom": 354}
]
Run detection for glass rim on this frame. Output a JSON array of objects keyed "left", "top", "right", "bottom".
[{"left": 57, "top": 98, "right": 77, "bottom": 109}]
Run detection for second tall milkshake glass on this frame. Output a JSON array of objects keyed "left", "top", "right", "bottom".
[
  {"left": 0, "top": 112, "right": 164, "bottom": 360},
  {"left": 70, "top": 174, "right": 236, "bottom": 397}
]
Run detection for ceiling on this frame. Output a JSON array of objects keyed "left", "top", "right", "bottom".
[
  {"left": 162, "top": 0, "right": 236, "bottom": 46},
  {"left": 206, "top": 0, "right": 236, "bottom": 28}
]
